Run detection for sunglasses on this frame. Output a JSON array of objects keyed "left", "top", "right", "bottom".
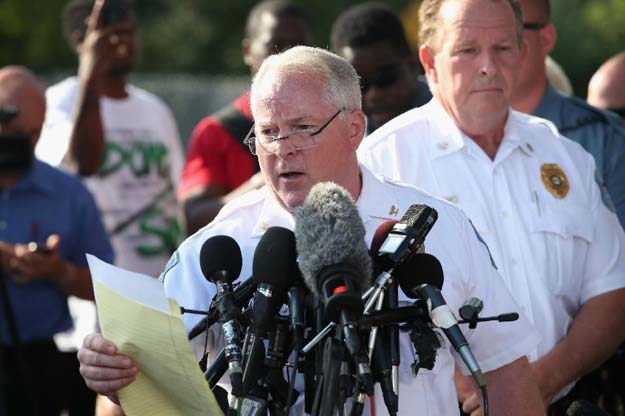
[
  {"left": 523, "top": 22, "right": 547, "bottom": 30},
  {"left": 360, "top": 64, "right": 402, "bottom": 94}
]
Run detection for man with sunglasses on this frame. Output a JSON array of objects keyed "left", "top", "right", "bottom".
[
  {"left": 77, "top": 46, "right": 544, "bottom": 415},
  {"left": 511, "top": 0, "right": 625, "bottom": 230},
  {"left": 588, "top": 50, "right": 625, "bottom": 120},
  {"left": 330, "top": 3, "right": 431, "bottom": 134},
  {"left": 0, "top": 66, "right": 113, "bottom": 416}
]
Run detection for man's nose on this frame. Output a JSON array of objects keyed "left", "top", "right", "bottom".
[
  {"left": 273, "top": 137, "right": 297, "bottom": 160},
  {"left": 478, "top": 50, "right": 498, "bottom": 77}
]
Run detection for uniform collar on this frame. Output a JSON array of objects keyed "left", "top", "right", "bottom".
[
  {"left": 251, "top": 187, "right": 296, "bottom": 238},
  {"left": 355, "top": 164, "right": 403, "bottom": 224},
  {"left": 6, "top": 160, "right": 57, "bottom": 196},
  {"left": 426, "top": 98, "right": 534, "bottom": 161},
  {"left": 501, "top": 111, "right": 536, "bottom": 158},
  {"left": 425, "top": 98, "right": 467, "bottom": 160},
  {"left": 250, "top": 165, "right": 402, "bottom": 237}
]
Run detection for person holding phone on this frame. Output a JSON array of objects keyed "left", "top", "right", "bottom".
[{"left": 0, "top": 66, "right": 113, "bottom": 416}]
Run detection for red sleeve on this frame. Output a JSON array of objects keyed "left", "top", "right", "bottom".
[{"left": 178, "top": 116, "right": 255, "bottom": 199}]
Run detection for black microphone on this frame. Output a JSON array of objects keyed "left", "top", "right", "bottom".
[
  {"left": 242, "top": 226, "right": 296, "bottom": 395},
  {"left": 566, "top": 400, "right": 610, "bottom": 416},
  {"left": 400, "top": 253, "right": 486, "bottom": 388},
  {"left": 199, "top": 235, "right": 245, "bottom": 397},
  {"left": 188, "top": 277, "right": 257, "bottom": 340},
  {"left": 295, "top": 182, "right": 374, "bottom": 396},
  {"left": 369, "top": 206, "right": 438, "bottom": 402},
  {"left": 374, "top": 204, "right": 438, "bottom": 270}
]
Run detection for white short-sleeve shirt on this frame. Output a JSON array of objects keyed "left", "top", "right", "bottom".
[
  {"left": 162, "top": 165, "right": 538, "bottom": 415},
  {"left": 358, "top": 98, "right": 625, "bottom": 392}
]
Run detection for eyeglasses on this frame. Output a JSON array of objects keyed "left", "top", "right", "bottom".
[
  {"left": 523, "top": 22, "right": 548, "bottom": 31},
  {"left": 360, "top": 64, "right": 402, "bottom": 94},
  {"left": 244, "top": 109, "right": 343, "bottom": 155}
]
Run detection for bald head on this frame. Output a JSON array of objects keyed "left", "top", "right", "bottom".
[
  {"left": 0, "top": 66, "right": 46, "bottom": 144},
  {"left": 588, "top": 51, "right": 625, "bottom": 114}
]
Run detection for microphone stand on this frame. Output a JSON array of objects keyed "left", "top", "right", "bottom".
[{"left": 316, "top": 332, "right": 345, "bottom": 416}]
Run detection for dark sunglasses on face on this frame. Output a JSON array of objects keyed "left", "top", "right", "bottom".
[
  {"left": 523, "top": 22, "right": 547, "bottom": 30},
  {"left": 360, "top": 64, "right": 402, "bottom": 94}
]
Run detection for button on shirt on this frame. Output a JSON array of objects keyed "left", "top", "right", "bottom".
[
  {"left": 534, "top": 85, "right": 625, "bottom": 228},
  {"left": 359, "top": 98, "right": 625, "bottom": 370},
  {"left": 162, "top": 165, "right": 538, "bottom": 415},
  {"left": 0, "top": 160, "right": 114, "bottom": 345}
]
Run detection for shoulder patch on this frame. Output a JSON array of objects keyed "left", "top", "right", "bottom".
[
  {"left": 559, "top": 96, "right": 615, "bottom": 135},
  {"left": 158, "top": 250, "right": 180, "bottom": 283},
  {"left": 594, "top": 169, "right": 617, "bottom": 213}
]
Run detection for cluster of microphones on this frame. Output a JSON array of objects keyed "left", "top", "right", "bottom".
[{"left": 181, "top": 183, "right": 526, "bottom": 416}]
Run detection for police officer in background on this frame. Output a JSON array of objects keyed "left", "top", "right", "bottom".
[
  {"left": 510, "top": 0, "right": 625, "bottom": 229},
  {"left": 358, "top": 0, "right": 625, "bottom": 414}
]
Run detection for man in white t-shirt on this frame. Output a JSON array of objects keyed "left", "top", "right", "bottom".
[
  {"left": 77, "top": 45, "right": 545, "bottom": 415},
  {"left": 358, "top": 0, "right": 625, "bottom": 413},
  {"left": 36, "top": 1, "right": 183, "bottom": 414},
  {"left": 37, "top": 0, "right": 183, "bottom": 277}
]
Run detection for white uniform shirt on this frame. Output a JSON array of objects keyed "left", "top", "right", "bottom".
[
  {"left": 162, "top": 165, "right": 538, "bottom": 415},
  {"left": 359, "top": 98, "right": 625, "bottom": 392}
]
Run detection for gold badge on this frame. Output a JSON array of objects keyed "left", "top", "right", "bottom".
[
  {"left": 389, "top": 205, "right": 399, "bottom": 216},
  {"left": 540, "top": 163, "right": 569, "bottom": 199}
]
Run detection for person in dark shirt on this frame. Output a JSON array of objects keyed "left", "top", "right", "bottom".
[
  {"left": 0, "top": 66, "right": 113, "bottom": 416},
  {"left": 330, "top": 2, "right": 431, "bottom": 134},
  {"left": 179, "top": 0, "right": 313, "bottom": 235}
]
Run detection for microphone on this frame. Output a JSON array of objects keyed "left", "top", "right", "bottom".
[
  {"left": 375, "top": 204, "right": 438, "bottom": 270},
  {"left": 242, "top": 226, "right": 297, "bottom": 395},
  {"left": 400, "top": 253, "right": 486, "bottom": 388},
  {"left": 199, "top": 235, "right": 245, "bottom": 396},
  {"left": 295, "top": 182, "right": 374, "bottom": 396},
  {"left": 369, "top": 206, "right": 438, "bottom": 401},
  {"left": 188, "top": 277, "right": 257, "bottom": 340},
  {"left": 566, "top": 400, "right": 610, "bottom": 416}
]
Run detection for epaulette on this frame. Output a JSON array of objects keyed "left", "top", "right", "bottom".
[{"left": 559, "top": 95, "right": 623, "bottom": 135}]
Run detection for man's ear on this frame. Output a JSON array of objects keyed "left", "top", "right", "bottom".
[
  {"left": 242, "top": 38, "right": 254, "bottom": 67},
  {"left": 419, "top": 46, "right": 437, "bottom": 84},
  {"left": 70, "top": 31, "right": 85, "bottom": 52},
  {"left": 347, "top": 109, "right": 367, "bottom": 150},
  {"left": 541, "top": 23, "right": 557, "bottom": 56}
]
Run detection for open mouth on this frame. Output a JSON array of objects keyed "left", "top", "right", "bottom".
[{"left": 279, "top": 171, "right": 303, "bottom": 179}]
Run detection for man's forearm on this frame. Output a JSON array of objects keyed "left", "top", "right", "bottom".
[
  {"left": 485, "top": 357, "right": 544, "bottom": 415},
  {"left": 68, "top": 84, "right": 106, "bottom": 176},
  {"left": 532, "top": 288, "right": 625, "bottom": 404}
]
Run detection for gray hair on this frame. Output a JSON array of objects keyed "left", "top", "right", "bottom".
[
  {"left": 250, "top": 46, "right": 362, "bottom": 116},
  {"left": 419, "top": 0, "right": 524, "bottom": 50}
]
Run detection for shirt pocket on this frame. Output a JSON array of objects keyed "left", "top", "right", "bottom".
[{"left": 528, "top": 203, "right": 593, "bottom": 297}]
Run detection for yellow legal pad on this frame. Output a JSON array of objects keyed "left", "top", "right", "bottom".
[{"left": 87, "top": 255, "right": 223, "bottom": 416}]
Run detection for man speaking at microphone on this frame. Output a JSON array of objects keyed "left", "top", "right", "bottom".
[{"left": 77, "top": 46, "right": 544, "bottom": 414}]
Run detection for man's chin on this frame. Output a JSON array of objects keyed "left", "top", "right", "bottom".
[{"left": 108, "top": 63, "right": 133, "bottom": 78}]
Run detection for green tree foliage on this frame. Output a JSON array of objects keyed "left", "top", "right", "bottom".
[
  {"left": 551, "top": 0, "right": 625, "bottom": 96},
  {"left": 1, "top": 0, "right": 623, "bottom": 97}
]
